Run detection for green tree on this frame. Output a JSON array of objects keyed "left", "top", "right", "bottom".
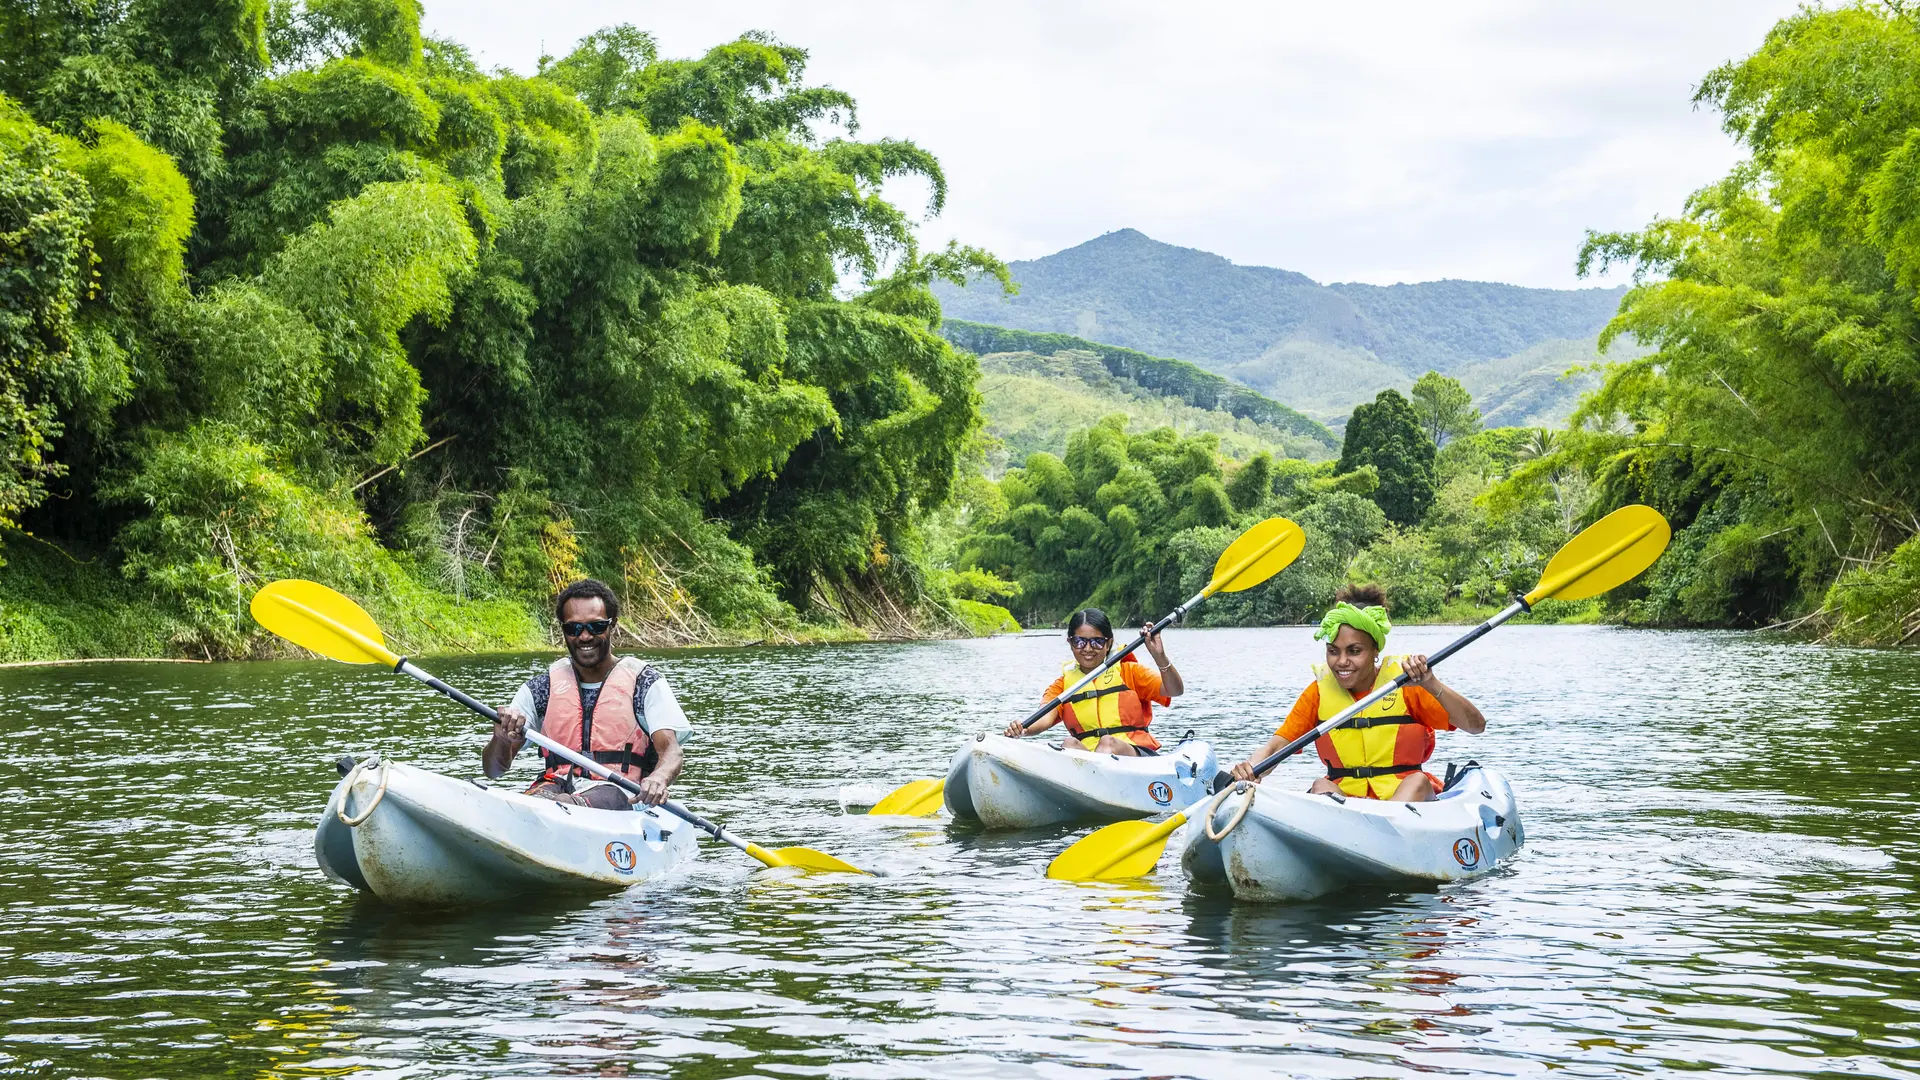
[
  {"left": 1548, "top": 3, "right": 1920, "bottom": 637},
  {"left": 1337, "top": 388, "right": 1436, "bottom": 526},
  {"left": 1409, "top": 370, "right": 1480, "bottom": 447},
  {"left": 0, "top": 3, "right": 1008, "bottom": 658}
]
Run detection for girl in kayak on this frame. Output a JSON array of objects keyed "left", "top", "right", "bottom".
[
  {"left": 1005, "top": 608, "right": 1183, "bottom": 755},
  {"left": 1228, "top": 584, "right": 1484, "bottom": 801}
]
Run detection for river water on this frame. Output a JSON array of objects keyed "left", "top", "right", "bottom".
[{"left": 1, "top": 625, "right": 1916, "bottom": 1078}]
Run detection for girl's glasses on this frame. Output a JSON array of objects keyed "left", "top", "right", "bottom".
[{"left": 1070, "top": 635, "right": 1109, "bottom": 649}]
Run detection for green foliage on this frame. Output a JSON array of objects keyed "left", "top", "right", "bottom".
[
  {"left": 1338, "top": 388, "right": 1436, "bottom": 526},
  {"left": 956, "top": 409, "right": 1584, "bottom": 632},
  {"left": 1543, "top": 2, "right": 1920, "bottom": 642},
  {"left": 0, "top": 98, "right": 90, "bottom": 542},
  {"left": 0, "top": 6, "right": 1002, "bottom": 654},
  {"left": 540, "top": 24, "right": 658, "bottom": 114},
  {"left": 949, "top": 598, "right": 1021, "bottom": 636},
  {"left": 628, "top": 33, "right": 856, "bottom": 145},
  {"left": 962, "top": 420, "right": 1277, "bottom": 624},
  {"left": 1409, "top": 370, "right": 1479, "bottom": 448}
]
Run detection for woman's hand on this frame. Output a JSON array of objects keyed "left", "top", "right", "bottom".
[
  {"left": 1403, "top": 654, "right": 1436, "bottom": 685},
  {"left": 1229, "top": 759, "right": 1259, "bottom": 783},
  {"left": 1142, "top": 623, "right": 1169, "bottom": 665},
  {"left": 1003, "top": 718, "right": 1026, "bottom": 738}
]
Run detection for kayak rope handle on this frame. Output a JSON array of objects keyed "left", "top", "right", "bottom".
[
  {"left": 1203, "top": 780, "right": 1256, "bottom": 842},
  {"left": 337, "top": 757, "right": 391, "bottom": 827}
]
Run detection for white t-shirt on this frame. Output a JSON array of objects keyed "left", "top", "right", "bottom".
[{"left": 502, "top": 662, "right": 692, "bottom": 768}]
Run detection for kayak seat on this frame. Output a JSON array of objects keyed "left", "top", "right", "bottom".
[{"left": 1439, "top": 760, "right": 1482, "bottom": 795}]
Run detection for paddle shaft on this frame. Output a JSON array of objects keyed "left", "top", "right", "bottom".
[
  {"left": 390, "top": 659, "right": 757, "bottom": 858},
  {"left": 1233, "top": 597, "right": 1528, "bottom": 786}
]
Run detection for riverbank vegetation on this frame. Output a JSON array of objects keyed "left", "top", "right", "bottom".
[
  {"left": 952, "top": 375, "right": 1596, "bottom": 629},
  {"left": 1527, "top": 2, "right": 1920, "bottom": 645},
  {"left": 0, "top": 0, "right": 1016, "bottom": 660}
]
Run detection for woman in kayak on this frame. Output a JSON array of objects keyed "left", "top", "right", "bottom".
[
  {"left": 1005, "top": 607, "right": 1183, "bottom": 755},
  {"left": 1228, "top": 584, "right": 1484, "bottom": 801}
]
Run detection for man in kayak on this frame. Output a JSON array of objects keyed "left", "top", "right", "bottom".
[
  {"left": 1005, "top": 607, "right": 1183, "bottom": 755},
  {"left": 482, "top": 578, "right": 689, "bottom": 809},
  {"left": 1228, "top": 584, "right": 1484, "bottom": 801}
]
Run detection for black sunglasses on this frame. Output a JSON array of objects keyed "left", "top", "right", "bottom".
[
  {"left": 562, "top": 619, "right": 613, "bottom": 638},
  {"left": 1070, "top": 635, "right": 1109, "bottom": 649}
]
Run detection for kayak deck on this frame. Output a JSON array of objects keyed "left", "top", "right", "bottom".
[
  {"left": 315, "top": 758, "right": 697, "bottom": 909},
  {"left": 944, "top": 733, "right": 1219, "bottom": 830},
  {"left": 1181, "top": 764, "right": 1523, "bottom": 902}
]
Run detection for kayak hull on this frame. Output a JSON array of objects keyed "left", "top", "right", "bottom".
[
  {"left": 943, "top": 734, "right": 1219, "bottom": 830},
  {"left": 1181, "top": 765, "right": 1522, "bottom": 902},
  {"left": 314, "top": 759, "right": 696, "bottom": 909}
]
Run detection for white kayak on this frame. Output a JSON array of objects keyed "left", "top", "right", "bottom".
[
  {"left": 314, "top": 757, "right": 697, "bottom": 909},
  {"left": 1180, "top": 763, "right": 1523, "bottom": 902},
  {"left": 943, "top": 733, "right": 1220, "bottom": 830}
]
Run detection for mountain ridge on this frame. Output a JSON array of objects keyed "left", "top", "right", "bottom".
[{"left": 934, "top": 229, "right": 1628, "bottom": 422}]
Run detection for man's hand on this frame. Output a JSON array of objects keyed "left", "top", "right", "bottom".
[
  {"left": 493, "top": 707, "right": 528, "bottom": 746},
  {"left": 635, "top": 773, "right": 671, "bottom": 805},
  {"left": 482, "top": 707, "right": 528, "bottom": 779}
]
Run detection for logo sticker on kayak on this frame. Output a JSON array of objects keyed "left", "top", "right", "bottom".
[
  {"left": 605, "top": 842, "right": 638, "bottom": 874},
  {"left": 1147, "top": 781, "right": 1173, "bottom": 805},
  {"left": 1452, "top": 837, "right": 1481, "bottom": 869}
]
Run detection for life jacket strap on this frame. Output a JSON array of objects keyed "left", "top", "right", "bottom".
[
  {"left": 542, "top": 746, "right": 653, "bottom": 772},
  {"left": 1062, "top": 684, "right": 1125, "bottom": 705},
  {"left": 1324, "top": 763, "right": 1424, "bottom": 780},
  {"left": 1072, "top": 723, "right": 1151, "bottom": 739},
  {"left": 1344, "top": 715, "right": 1423, "bottom": 730}
]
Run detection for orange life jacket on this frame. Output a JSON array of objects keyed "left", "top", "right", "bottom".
[
  {"left": 1058, "top": 661, "right": 1161, "bottom": 752},
  {"left": 1313, "top": 655, "right": 1434, "bottom": 799},
  {"left": 541, "top": 656, "right": 658, "bottom": 781}
]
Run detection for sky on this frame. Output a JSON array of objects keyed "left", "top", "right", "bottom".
[{"left": 424, "top": 0, "right": 1806, "bottom": 290}]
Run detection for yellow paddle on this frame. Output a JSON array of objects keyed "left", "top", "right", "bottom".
[
  {"left": 869, "top": 516, "right": 1306, "bottom": 816},
  {"left": 250, "top": 580, "right": 867, "bottom": 875},
  {"left": 1046, "top": 504, "right": 1671, "bottom": 881}
]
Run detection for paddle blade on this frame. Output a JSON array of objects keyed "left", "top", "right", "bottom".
[
  {"left": 1210, "top": 517, "right": 1305, "bottom": 594},
  {"left": 770, "top": 846, "right": 870, "bottom": 875},
  {"left": 1527, "top": 504, "right": 1672, "bottom": 604},
  {"left": 869, "top": 778, "right": 944, "bottom": 817},
  {"left": 744, "top": 841, "right": 868, "bottom": 875},
  {"left": 1045, "top": 811, "right": 1189, "bottom": 881},
  {"left": 250, "top": 580, "right": 397, "bottom": 666}
]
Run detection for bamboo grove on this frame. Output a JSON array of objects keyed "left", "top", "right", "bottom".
[{"left": 0, "top": 0, "right": 1010, "bottom": 655}]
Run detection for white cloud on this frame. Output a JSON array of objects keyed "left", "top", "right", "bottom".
[{"left": 424, "top": 0, "right": 1802, "bottom": 288}]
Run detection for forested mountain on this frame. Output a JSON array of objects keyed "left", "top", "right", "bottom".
[
  {"left": 973, "top": 348, "right": 1332, "bottom": 476},
  {"left": 933, "top": 229, "right": 1629, "bottom": 422},
  {"left": 944, "top": 321, "right": 1334, "bottom": 447}
]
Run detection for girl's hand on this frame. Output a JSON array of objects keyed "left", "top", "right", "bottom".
[
  {"left": 1004, "top": 719, "right": 1026, "bottom": 738},
  {"left": 1229, "top": 760, "right": 1257, "bottom": 782},
  {"left": 1142, "top": 623, "right": 1169, "bottom": 664}
]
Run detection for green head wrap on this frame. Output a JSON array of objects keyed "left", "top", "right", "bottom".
[{"left": 1315, "top": 601, "right": 1391, "bottom": 650}]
